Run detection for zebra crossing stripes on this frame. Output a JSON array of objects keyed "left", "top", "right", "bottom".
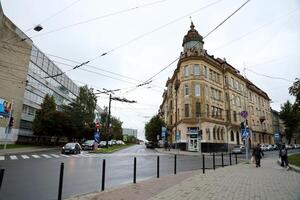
[
  {"left": 60, "top": 154, "right": 70, "bottom": 158},
  {"left": 0, "top": 156, "right": 5, "bottom": 160},
  {"left": 32, "top": 155, "right": 41, "bottom": 159},
  {"left": 41, "top": 154, "right": 51, "bottom": 158},
  {"left": 21, "top": 155, "right": 30, "bottom": 159},
  {"left": 10, "top": 155, "right": 18, "bottom": 160},
  {"left": 50, "top": 154, "right": 60, "bottom": 158}
]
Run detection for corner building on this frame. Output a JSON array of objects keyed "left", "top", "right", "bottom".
[{"left": 159, "top": 23, "right": 273, "bottom": 152}]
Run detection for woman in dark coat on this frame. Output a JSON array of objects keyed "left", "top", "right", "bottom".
[{"left": 252, "top": 144, "right": 264, "bottom": 167}]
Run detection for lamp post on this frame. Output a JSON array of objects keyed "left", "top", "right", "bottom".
[{"left": 174, "top": 79, "right": 180, "bottom": 153}]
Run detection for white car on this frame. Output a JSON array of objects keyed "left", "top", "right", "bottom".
[
  {"left": 261, "top": 144, "right": 268, "bottom": 151},
  {"left": 116, "top": 140, "right": 125, "bottom": 145},
  {"left": 266, "top": 145, "right": 273, "bottom": 151}
]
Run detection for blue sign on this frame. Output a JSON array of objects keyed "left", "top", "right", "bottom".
[
  {"left": 161, "top": 127, "right": 166, "bottom": 138},
  {"left": 176, "top": 131, "right": 180, "bottom": 141},
  {"left": 241, "top": 128, "right": 250, "bottom": 139},
  {"left": 274, "top": 133, "right": 280, "bottom": 139},
  {"left": 94, "top": 132, "right": 100, "bottom": 143}
]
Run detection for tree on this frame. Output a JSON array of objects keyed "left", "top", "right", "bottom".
[
  {"left": 289, "top": 78, "right": 300, "bottom": 110},
  {"left": 145, "top": 115, "right": 165, "bottom": 143},
  {"left": 99, "top": 111, "right": 123, "bottom": 141},
  {"left": 33, "top": 94, "right": 56, "bottom": 137},
  {"left": 63, "top": 85, "right": 97, "bottom": 140},
  {"left": 279, "top": 100, "right": 300, "bottom": 144}
]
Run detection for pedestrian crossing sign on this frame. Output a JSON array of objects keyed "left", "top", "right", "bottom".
[{"left": 241, "top": 128, "right": 251, "bottom": 139}]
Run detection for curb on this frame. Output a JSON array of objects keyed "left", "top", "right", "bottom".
[
  {"left": 0, "top": 147, "right": 60, "bottom": 156},
  {"left": 277, "top": 158, "right": 300, "bottom": 173}
]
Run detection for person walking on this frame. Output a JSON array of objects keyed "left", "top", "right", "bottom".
[
  {"left": 252, "top": 144, "right": 264, "bottom": 167},
  {"left": 280, "top": 144, "right": 289, "bottom": 168}
]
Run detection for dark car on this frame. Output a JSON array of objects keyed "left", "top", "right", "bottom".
[
  {"left": 61, "top": 143, "right": 81, "bottom": 154},
  {"left": 82, "top": 140, "right": 95, "bottom": 150},
  {"left": 146, "top": 141, "right": 157, "bottom": 149}
]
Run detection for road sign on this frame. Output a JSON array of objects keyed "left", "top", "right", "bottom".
[
  {"left": 240, "top": 111, "right": 248, "bottom": 118},
  {"left": 241, "top": 128, "right": 250, "bottom": 139},
  {"left": 161, "top": 127, "right": 166, "bottom": 138}
]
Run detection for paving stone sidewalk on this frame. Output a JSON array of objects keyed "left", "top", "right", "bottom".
[{"left": 67, "top": 157, "right": 300, "bottom": 200}]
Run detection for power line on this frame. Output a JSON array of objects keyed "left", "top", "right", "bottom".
[
  {"left": 128, "top": 0, "right": 252, "bottom": 94},
  {"left": 203, "top": 0, "right": 251, "bottom": 38},
  {"left": 245, "top": 68, "right": 294, "bottom": 83},
  {"left": 5, "top": 0, "right": 82, "bottom": 43},
  {"left": 19, "top": 0, "right": 169, "bottom": 41}
]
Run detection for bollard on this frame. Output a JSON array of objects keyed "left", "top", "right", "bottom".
[
  {"left": 229, "top": 153, "right": 232, "bottom": 166},
  {"left": 202, "top": 154, "right": 205, "bottom": 174},
  {"left": 235, "top": 153, "right": 238, "bottom": 165},
  {"left": 213, "top": 153, "right": 215, "bottom": 170},
  {"left": 0, "top": 169, "right": 4, "bottom": 190},
  {"left": 221, "top": 152, "right": 224, "bottom": 167},
  {"left": 157, "top": 156, "right": 160, "bottom": 178},
  {"left": 133, "top": 157, "right": 136, "bottom": 184},
  {"left": 58, "top": 163, "right": 64, "bottom": 200},
  {"left": 101, "top": 159, "right": 106, "bottom": 191},
  {"left": 174, "top": 154, "right": 177, "bottom": 175}
]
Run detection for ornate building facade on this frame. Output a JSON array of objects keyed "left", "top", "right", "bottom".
[{"left": 159, "top": 23, "right": 273, "bottom": 152}]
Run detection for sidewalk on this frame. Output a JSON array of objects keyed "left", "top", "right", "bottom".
[
  {"left": 155, "top": 148, "right": 226, "bottom": 156},
  {"left": 0, "top": 146, "right": 59, "bottom": 155},
  {"left": 67, "top": 157, "right": 300, "bottom": 200}
]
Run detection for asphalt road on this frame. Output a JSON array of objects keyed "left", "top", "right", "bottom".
[{"left": 0, "top": 145, "right": 298, "bottom": 200}]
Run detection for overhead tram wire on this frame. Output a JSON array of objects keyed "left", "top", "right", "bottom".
[
  {"left": 18, "top": 0, "right": 169, "bottom": 41},
  {"left": 245, "top": 68, "right": 294, "bottom": 83},
  {"left": 5, "top": 0, "right": 82, "bottom": 43},
  {"left": 19, "top": 0, "right": 225, "bottom": 77},
  {"left": 125, "top": 0, "right": 252, "bottom": 94}
]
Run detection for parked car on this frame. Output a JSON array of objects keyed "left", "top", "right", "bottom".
[
  {"left": 81, "top": 140, "right": 95, "bottom": 150},
  {"left": 294, "top": 144, "right": 300, "bottom": 149},
  {"left": 145, "top": 141, "right": 157, "bottom": 149},
  {"left": 61, "top": 143, "right": 81, "bottom": 154},
  {"left": 232, "top": 145, "right": 245, "bottom": 154},
  {"left": 286, "top": 144, "right": 293, "bottom": 149},
  {"left": 116, "top": 140, "right": 125, "bottom": 145},
  {"left": 272, "top": 144, "right": 278, "bottom": 150},
  {"left": 99, "top": 141, "right": 107, "bottom": 147},
  {"left": 111, "top": 139, "right": 117, "bottom": 145},
  {"left": 261, "top": 144, "right": 268, "bottom": 151},
  {"left": 266, "top": 145, "right": 273, "bottom": 151}
]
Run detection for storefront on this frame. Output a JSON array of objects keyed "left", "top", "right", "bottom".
[{"left": 187, "top": 127, "right": 201, "bottom": 152}]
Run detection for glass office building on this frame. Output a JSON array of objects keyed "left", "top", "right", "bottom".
[{"left": 19, "top": 45, "right": 79, "bottom": 136}]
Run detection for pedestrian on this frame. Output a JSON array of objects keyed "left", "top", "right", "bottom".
[
  {"left": 252, "top": 144, "right": 264, "bottom": 167},
  {"left": 280, "top": 144, "right": 289, "bottom": 168}
]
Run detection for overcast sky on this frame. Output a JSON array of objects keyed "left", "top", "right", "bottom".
[{"left": 2, "top": 0, "right": 300, "bottom": 140}]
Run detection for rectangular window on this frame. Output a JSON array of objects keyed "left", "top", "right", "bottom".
[
  {"left": 205, "top": 86, "right": 209, "bottom": 100},
  {"left": 185, "top": 104, "right": 189, "bottom": 117},
  {"left": 209, "top": 69, "right": 213, "bottom": 80},
  {"left": 194, "top": 64, "right": 200, "bottom": 76},
  {"left": 233, "top": 111, "right": 237, "bottom": 122},
  {"left": 184, "top": 84, "right": 189, "bottom": 96},
  {"left": 195, "top": 84, "right": 200, "bottom": 97},
  {"left": 184, "top": 65, "right": 189, "bottom": 77},
  {"left": 196, "top": 102, "right": 201, "bottom": 117},
  {"left": 211, "top": 106, "right": 215, "bottom": 117},
  {"left": 206, "top": 104, "right": 209, "bottom": 117},
  {"left": 203, "top": 66, "right": 207, "bottom": 78}
]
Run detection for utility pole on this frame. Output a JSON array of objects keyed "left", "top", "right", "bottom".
[
  {"left": 106, "top": 94, "right": 112, "bottom": 148},
  {"left": 174, "top": 79, "right": 180, "bottom": 154}
]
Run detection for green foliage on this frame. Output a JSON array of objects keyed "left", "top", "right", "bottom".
[
  {"left": 279, "top": 101, "right": 300, "bottom": 144},
  {"left": 145, "top": 115, "right": 165, "bottom": 143},
  {"left": 63, "top": 85, "right": 97, "bottom": 140},
  {"left": 289, "top": 78, "right": 300, "bottom": 110},
  {"left": 33, "top": 94, "right": 56, "bottom": 136},
  {"left": 99, "top": 110, "right": 123, "bottom": 141}
]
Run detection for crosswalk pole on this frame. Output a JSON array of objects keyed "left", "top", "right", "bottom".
[
  {"left": 58, "top": 163, "right": 64, "bottom": 200},
  {"left": 0, "top": 169, "right": 5, "bottom": 190}
]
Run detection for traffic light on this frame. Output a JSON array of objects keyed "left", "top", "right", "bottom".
[{"left": 8, "top": 117, "right": 14, "bottom": 128}]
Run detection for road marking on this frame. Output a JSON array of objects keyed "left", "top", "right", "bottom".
[
  {"left": 10, "top": 155, "right": 18, "bottom": 160},
  {"left": 32, "top": 155, "right": 40, "bottom": 158},
  {"left": 41, "top": 154, "right": 51, "bottom": 158},
  {"left": 21, "top": 155, "right": 30, "bottom": 159},
  {"left": 71, "top": 154, "right": 80, "bottom": 157},
  {"left": 50, "top": 154, "right": 60, "bottom": 158},
  {"left": 60, "top": 154, "right": 70, "bottom": 157},
  {"left": 0, "top": 156, "right": 4, "bottom": 161}
]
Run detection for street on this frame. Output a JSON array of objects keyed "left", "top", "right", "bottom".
[{"left": 0, "top": 145, "right": 298, "bottom": 200}]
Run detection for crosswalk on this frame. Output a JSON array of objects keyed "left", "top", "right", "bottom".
[{"left": 0, "top": 153, "right": 98, "bottom": 162}]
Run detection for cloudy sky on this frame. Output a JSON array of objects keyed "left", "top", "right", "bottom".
[{"left": 2, "top": 0, "right": 300, "bottom": 140}]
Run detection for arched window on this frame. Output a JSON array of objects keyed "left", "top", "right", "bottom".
[
  {"left": 217, "top": 127, "right": 220, "bottom": 140},
  {"left": 221, "top": 128, "right": 224, "bottom": 140},
  {"left": 213, "top": 126, "right": 216, "bottom": 140},
  {"left": 230, "top": 131, "right": 234, "bottom": 141},
  {"left": 206, "top": 128, "right": 211, "bottom": 140}
]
